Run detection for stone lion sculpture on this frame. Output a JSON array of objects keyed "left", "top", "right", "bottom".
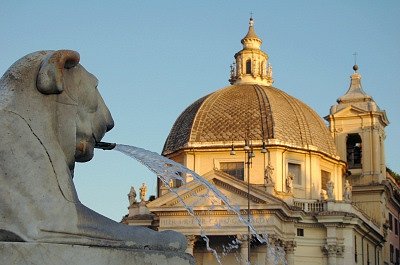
[{"left": 0, "top": 50, "right": 186, "bottom": 251}]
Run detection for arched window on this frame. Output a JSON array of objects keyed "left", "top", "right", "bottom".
[
  {"left": 346, "top": 133, "right": 362, "bottom": 168},
  {"left": 246, "top": 59, "right": 252, "bottom": 74}
]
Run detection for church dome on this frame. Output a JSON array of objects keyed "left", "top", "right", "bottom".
[
  {"left": 162, "top": 18, "right": 337, "bottom": 158},
  {"left": 163, "top": 84, "right": 337, "bottom": 157}
]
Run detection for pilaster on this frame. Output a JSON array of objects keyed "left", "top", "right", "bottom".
[
  {"left": 185, "top": 235, "right": 197, "bottom": 256},
  {"left": 237, "top": 234, "right": 250, "bottom": 265}
]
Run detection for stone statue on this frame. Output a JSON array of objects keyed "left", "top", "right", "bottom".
[
  {"left": 264, "top": 162, "right": 274, "bottom": 185},
  {"left": 320, "top": 189, "right": 327, "bottom": 201},
  {"left": 0, "top": 50, "right": 186, "bottom": 252},
  {"left": 230, "top": 63, "right": 235, "bottom": 79},
  {"left": 286, "top": 172, "right": 294, "bottom": 193},
  {"left": 326, "top": 179, "right": 334, "bottom": 200},
  {"left": 267, "top": 63, "right": 273, "bottom": 78},
  {"left": 343, "top": 180, "right": 352, "bottom": 202},
  {"left": 139, "top": 183, "right": 148, "bottom": 201},
  {"left": 128, "top": 186, "right": 137, "bottom": 206}
]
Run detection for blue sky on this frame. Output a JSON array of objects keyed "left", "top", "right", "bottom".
[{"left": 1, "top": 1, "right": 399, "bottom": 221}]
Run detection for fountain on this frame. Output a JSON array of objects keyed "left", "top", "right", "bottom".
[
  {"left": 114, "top": 144, "right": 288, "bottom": 265},
  {"left": 0, "top": 50, "right": 193, "bottom": 265},
  {"left": 0, "top": 49, "right": 287, "bottom": 264}
]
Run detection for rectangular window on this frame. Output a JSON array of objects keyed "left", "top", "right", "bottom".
[
  {"left": 396, "top": 248, "right": 399, "bottom": 264},
  {"left": 288, "top": 163, "right": 302, "bottom": 185},
  {"left": 389, "top": 213, "right": 393, "bottom": 231},
  {"left": 396, "top": 218, "right": 399, "bottom": 235},
  {"left": 173, "top": 179, "right": 183, "bottom": 188},
  {"left": 346, "top": 133, "right": 362, "bottom": 169},
  {"left": 390, "top": 244, "right": 394, "bottom": 263},
  {"left": 296, "top": 228, "right": 304, "bottom": 237},
  {"left": 321, "top": 170, "right": 331, "bottom": 191},
  {"left": 220, "top": 162, "right": 244, "bottom": 181},
  {"left": 354, "top": 235, "right": 358, "bottom": 263}
]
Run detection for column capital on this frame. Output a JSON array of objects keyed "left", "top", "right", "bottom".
[
  {"left": 268, "top": 234, "right": 283, "bottom": 247},
  {"left": 186, "top": 235, "right": 198, "bottom": 245},
  {"left": 322, "top": 244, "right": 345, "bottom": 257},
  {"left": 283, "top": 240, "right": 297, "bottom": 254},
  {"left": 236, "top": 234, "right": 250, "bottom": 243}
]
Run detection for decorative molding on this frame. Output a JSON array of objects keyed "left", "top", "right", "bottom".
[
  {"left": 167, "top": 185, "right": 208, "bottom": 207},
  {"left": 213, "top": 178, "right": 267, "bottom": 204}
]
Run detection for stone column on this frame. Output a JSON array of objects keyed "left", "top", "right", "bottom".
[
  {"left": 284, "top": 240, "right": 297, "bottom": 265},
  {"left": 237, "top": 234, "right": 249, "bottom": 265},
  {"left": 266, "top": 235, "right": 286, "bottom": 265},
  {"left": 265, "top": 245, "right": 275, "bottom": 265},
  {"left": 322, "top": 244, "right": 337, "bottom": 265},
  {"left": 372, "top": 126, "right": 381, "bottom": 177},
  {"left": 380, "top": 133, "right": 386, "bottom": 176},
  {"left": 336, "top": 245, "right": 345, "bottom": 265},
  {"left": 322, "top": 244, "right": 344, "bottom": 265},
  {"left": 362, "top": 127, "right": 372, "bottom": 176},
  {"left": 185, "top": 235, "right": 197, "bottom": 256}
]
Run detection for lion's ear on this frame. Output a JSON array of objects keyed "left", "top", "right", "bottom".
[{"left": 36, "top": 50, "right": 80, "bottom": 95}]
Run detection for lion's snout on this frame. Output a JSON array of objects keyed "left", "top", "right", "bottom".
[{"left": 106, "top": 118, "right": 114, "bottom": 132}]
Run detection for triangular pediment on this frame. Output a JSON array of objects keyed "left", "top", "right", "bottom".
[
  {"left": 331, "top": 105, "right": 368, "bottom": 117},
  {"left": 146, "top": 170, "right": 284, "bottom": 211},
  {"left": 329, "top": 105, "right": 389, "bottom": 125}
]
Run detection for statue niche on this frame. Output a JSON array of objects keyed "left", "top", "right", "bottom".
[{"left": 0, "top": 50, "right": 186, "bottom": 252}]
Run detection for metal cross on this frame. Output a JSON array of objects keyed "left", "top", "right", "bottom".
[{"left": 353, "top": 52, "right": 358, "bottom": 65}]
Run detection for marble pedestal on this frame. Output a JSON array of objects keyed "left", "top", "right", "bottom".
[{"left": 0, "top": 242, "right": 195, "bottom": 265}]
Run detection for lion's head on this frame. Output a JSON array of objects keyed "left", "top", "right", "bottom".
[
  {"left": 1, "top": 50, "right": 114, "bottom": 170},
  {"left": 0, "top": 50, "right": 187, "bottom": 252},
  {"left": 38, "top": 50, "right": 114, "bottom": 167}
]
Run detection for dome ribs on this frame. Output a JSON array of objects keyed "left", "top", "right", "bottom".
[
  {"left": 304, "top": 106, "right": 337, "bottom": 155},
  {"left": 162, "top": 96, "right": 208, "bottom": 154},
  {"left": 163, "top": 84, "right": 338, "bottom": 157},
  {"left": 280, "top": 90, "right": 313, "bottom": 147},
  {"left": 264, "top": 87, "right": 303, "bottom": 146},
  {"left": 191, "top": 85, "right": 265, "bottom": 143},
  {"left": 253, "top": 85, "right": 274, "bottom": 140},
  {"left": 266, "top": 86, "right": 336, "bottom": 155}
]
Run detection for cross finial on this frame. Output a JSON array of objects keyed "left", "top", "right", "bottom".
[
  {"left": 353, "top": 52, "right": 358, "bottom": 65},
  {"left": 352, "top": 52, "right": 359, "bottom": 72},
  {"left": 249, "top": 12, "right": 254, "bottom": 26}
]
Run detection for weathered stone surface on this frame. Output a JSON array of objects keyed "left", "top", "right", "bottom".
[
  {"left": 0, "top": 50, "right": 187, "bottom": 254},
  {"left": 0, "top": 242, "right": 195, "bottom": 265}
]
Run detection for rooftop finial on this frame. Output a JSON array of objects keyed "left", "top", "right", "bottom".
[
  {"left": 352, "top": 52, "right": 358, "bottom": 72},
  {"left": 249, "top": 12, "right": 254, "bottom": 27}
]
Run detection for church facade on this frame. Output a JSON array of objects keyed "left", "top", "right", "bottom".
[{"left": 123, "top": 18, "right": 399, "bottom": 265}]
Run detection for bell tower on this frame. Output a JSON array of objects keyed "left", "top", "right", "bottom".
[{"left": 326, "top": 65, "right": 389, "bottom": 184}]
